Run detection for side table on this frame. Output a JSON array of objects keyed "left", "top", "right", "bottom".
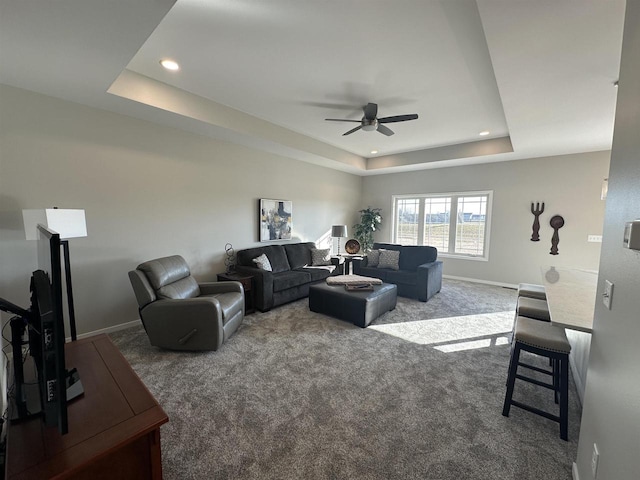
[
  {"left": 217, "top": 272, "right": 255, "bottom": 314},
  {"left": 337, "top": 254, "right": 364, "bottom": 275}
]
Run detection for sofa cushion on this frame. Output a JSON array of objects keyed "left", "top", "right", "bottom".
[
  {"left": 311, "top": 248, "right": 332, "bottom": 266},
  {"left": 236, "top": 245, "right": 290, "bottom": 273},
  {"left": 273, "top": 271, "right": 311, "bottom": 292},
  {"left": 386, "top": 270, "right": 419, "bottom": 286},
  {"left": 367, "top": 249, "right": 381, "bottom": 267},
  {"left": 399, "top": 246, "right": 438, "bottom": 271},
  {"left": 297, "top": 267, "right": 334, "bottom": 282},
  {"left": 252, "top": 253, "right": 272, "bottom": 271},
  {"left": 378, "top": 249, "right": 400, "bottom": 270},
  {"left": 357, "top": 266, "right": 387, "bottom": 282},
  {"left": 284, "top": 242, "right": 314, "bottom": 269}
]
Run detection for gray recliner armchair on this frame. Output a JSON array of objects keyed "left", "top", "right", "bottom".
[{"left": 128, "top": 255, "right": 244, "bottom": 351}]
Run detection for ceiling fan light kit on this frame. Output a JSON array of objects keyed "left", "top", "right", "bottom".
[{"left": 325, "top": 102, "right": 418, "bottom": 137}]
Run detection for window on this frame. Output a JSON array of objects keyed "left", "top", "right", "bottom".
[{"left": 392, "top": 191, "right": 492, "bottom": 260}]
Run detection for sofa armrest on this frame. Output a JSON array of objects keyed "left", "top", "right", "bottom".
[
  {"left": 415, "top": 261, "right": 443, "bottom": 302},
  {"left": 140, "top": 297, "right": 224, "bottom": 350},
  {"left": 235, "top": 265, "right": 274, "bottom": 311},
  {"left": 352, "top": 257, "right": 368, "bottom": 274},
  {"left": 200, "top": 281, "right": 244, "bottom": 295}
]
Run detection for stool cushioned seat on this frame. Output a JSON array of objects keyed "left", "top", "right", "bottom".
[
  {"left": 517, "top": 283, "right": 547, "bottom": 300},
  {"left": 514, "top": 316, "right": 570, "bottom": 352},
  {"left": 516, "top": 296, "right": 551, "bottom": 322}
]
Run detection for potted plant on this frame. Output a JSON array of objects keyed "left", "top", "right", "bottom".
[{"left": 353, "top": 207, "right": 382, "bottom": 253}]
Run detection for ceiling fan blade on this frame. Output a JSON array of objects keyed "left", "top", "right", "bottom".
[
  {"left": 377, "top": 124, "right": 394, "bottom": 136},
  {"left": 363, "top": 102, "right": 378, "bottom": 121},
  {"left": 325, "top": 118, "right": 361, "bottom": 122},
  {"left": 343, "top": 125, "right": 363, "bottom": 136},
  {"left": 378, "top": 114, "right": 419, "bottom": 123}
]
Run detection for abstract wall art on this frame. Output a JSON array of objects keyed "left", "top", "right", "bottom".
[{"left": 259, "top": 199, "right": 292, "bottom": 242}]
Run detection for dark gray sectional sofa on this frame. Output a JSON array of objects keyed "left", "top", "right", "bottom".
[
  {"left": 353, "top": 242, "right": 443, "bottom": 302},
  {"left": 235, "top": 242, "right": 342, "bottom": 311}
]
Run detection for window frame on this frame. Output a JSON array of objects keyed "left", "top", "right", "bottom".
[{"left": 391, "top": 190, "right": 493, "bottom": 261}]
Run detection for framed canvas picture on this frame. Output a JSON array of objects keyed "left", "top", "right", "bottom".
[{"left": 259, "top": 199, "right": 293, "bottom": 242}]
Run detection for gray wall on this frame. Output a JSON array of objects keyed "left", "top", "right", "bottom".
[
  {"left": 576, "top": 1, "right": 640, "bottom": 479},
  {"left": 362, "top": 152, "right": 610, "bottom": 286},
  {"left": 0, "top": 85, "right": 362, "bottom": 336}
]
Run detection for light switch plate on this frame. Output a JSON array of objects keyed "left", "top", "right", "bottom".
[{"left": 603, "top": 280, "right": 614, "bottom": 309}]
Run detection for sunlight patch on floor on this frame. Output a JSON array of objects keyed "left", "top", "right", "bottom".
[
  {"left": 434, "top": 335, "right": 510, "bottom": 353},
  {"left": 368, "top": 311, "right": 514, "bottom": 350}
]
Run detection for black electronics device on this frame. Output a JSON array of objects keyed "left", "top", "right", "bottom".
[{"left": 0, "top": 224, "right": 83, "bottom": 435}]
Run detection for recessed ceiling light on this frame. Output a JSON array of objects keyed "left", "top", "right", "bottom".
[
  {"left": 370, "top": 150, "right": 378, "bottom": 154},
  {"left": 479, "top": 130, "right": 490, "bottom": 136},
  {"left": 160, "top": 59, "right": 180, "bottom": 71}
]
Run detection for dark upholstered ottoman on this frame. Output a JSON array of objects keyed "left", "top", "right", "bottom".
[{"left": 309, "top": 282, "right": 397, "bottom": 328}]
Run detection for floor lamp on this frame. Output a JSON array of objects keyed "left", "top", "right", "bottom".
[{"left": 23, "top": 208, "right": 87, "bottom": 341}]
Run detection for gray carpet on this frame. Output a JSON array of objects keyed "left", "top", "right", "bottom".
[{"left": 110, "top": 279, "right": 580, "bottom": 480}]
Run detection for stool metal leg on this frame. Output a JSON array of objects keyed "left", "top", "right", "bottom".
[{"left": 559, "top": 356, "right": 569, "bottom": 441}]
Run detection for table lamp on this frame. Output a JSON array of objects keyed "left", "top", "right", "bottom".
[{"left": 332, "top": 225, "right": 347, "bottom": 255}]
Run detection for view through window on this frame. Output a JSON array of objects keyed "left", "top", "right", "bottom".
[{"left": 393, "top": 192, "right": 491, "bottom": 259}]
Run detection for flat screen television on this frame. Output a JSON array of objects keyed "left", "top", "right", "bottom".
[{"left": 0, "top": 224, "right": 82, "bottom": 435}]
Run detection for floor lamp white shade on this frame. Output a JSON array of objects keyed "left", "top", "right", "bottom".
[{"left": 23, "top": 208, "right": 87, "bottom": 240}]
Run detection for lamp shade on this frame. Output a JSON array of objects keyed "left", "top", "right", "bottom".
[
  {"left": 23, "top": 208, "right": 87, "bottom": 240},
  {"left": 332, "top": 225, "right": 347, "bottom": 238}
]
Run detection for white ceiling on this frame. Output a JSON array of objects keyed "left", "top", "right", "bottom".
[{"left": 0, "top": 0, "right": 626, "bottom": 175}]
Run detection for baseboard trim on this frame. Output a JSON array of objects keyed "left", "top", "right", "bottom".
[
  {"left": 67, "top": 319, "right": 142, "bottom": 342},
  {"left": 572, "top": 462, "right": 580, "bottom": 480},
  {"left": 443, "top": 274, "right": 518, "bottom": 289}
]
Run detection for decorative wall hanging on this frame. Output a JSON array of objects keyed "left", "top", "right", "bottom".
[
  {"left": 530, "top": 202, "right": 545, "bottom": 241},
  {"left": 345, "top": 239, "right": 361, "bottom": 254},
  {"left": 549, "top": 215, "right": 565, "bottom": 255},
  {"left": 259, "top": 199, "right": 293, "bottom": 242},
  {"left": 224, "top": 243, "right": 236, "bottom": 273}
]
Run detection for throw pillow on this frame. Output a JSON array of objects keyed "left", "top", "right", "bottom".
[
  {"left": 252, "top": 253, "right": 273, "bottom": 272},
  {"left": 367, "top": 249, "right": 381, "bottom": 267},
  {"left": 378, "top": 249, "right": 400, "bottom": 270},
  {"left": 311, "top": 248, "right": 332, "bottom": 266}
]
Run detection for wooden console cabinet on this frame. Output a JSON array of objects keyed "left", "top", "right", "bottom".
[{"left": 5, "top": 334, "right": 168, "bottom": 479}]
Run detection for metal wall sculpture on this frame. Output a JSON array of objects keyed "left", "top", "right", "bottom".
[
  {"left": 549, "top": 215, "right": 565, "bottom": 255},
  {"left": 530, "top": 202, "right": 545, "bottom": 241}
]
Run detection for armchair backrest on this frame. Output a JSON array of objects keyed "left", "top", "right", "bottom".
[{"left": 129, "top": 255, "right": 201, "bottom": 309}]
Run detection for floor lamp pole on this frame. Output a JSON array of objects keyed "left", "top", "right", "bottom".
[{"left": 61, "top": 240, "right": 78, "bottom": 341}]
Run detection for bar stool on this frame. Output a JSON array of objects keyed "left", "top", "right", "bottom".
[
  {"left": 516, "top": 296, "right": 551, "bottom": 322},
  {"left": 517, "top": 283, "right": 546, "bottom": 301},
  {"left": 502, "top": 316, "right": 571, "bottom": 440}
]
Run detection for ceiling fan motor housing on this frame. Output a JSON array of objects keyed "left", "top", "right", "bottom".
[{"left": 362, "top": 118, "right": 378, "bottom": 131}]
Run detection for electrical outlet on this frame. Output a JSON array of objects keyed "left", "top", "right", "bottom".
[
  {"left": 591, "top": 443, "right": 599, "bottom": 478},
  {"left": 588, "top": 235, "right": 603, "bottom": 243},
  {"left": 602, "top": 280, "right": 614, "bottom": 309}
]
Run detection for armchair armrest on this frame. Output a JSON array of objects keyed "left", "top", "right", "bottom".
[
  {"left": 235, "top": 265, "right": 274, "bottom": 311},
  {"left": 200, "top": 281, "right": 244, "bottom": 295},
  {"left": 140, "top": 297, "right": 224, "bottom": 350}
]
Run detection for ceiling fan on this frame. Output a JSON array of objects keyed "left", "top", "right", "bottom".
[{"left": 325, "top": 102, "right": 418, "bottom": 136}]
